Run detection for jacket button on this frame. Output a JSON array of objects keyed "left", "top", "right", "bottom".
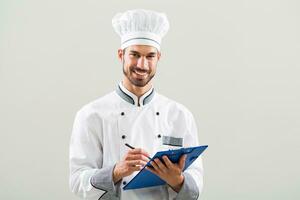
[
  {"left": 156, "top": 112, "right": 159, "bottom": 115},
  {"left": 121, "top": 112, "right": 125, "bottom": 116},
  {"left": 123, "top": 181, "right": 127, "bottom": 185},
  {"left": 122, "top": 135, "right": 126, "bottom": 139},
  {"left": 157, "top": 134, "right": 161, "bottom": 138}
]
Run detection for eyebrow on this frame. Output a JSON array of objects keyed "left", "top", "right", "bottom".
[{"left": 129, "top": 50, "right": 157, "bottom": 55}]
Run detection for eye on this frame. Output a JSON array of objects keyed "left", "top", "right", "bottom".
[
  {"left": 147, "top": 55, "right": 156, "bottom": 59},
  {"left": 130, "top": 53, "right": 140, "bottom": 58}
]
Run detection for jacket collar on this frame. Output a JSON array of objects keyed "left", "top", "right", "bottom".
[{"left": 116, "top": 82, "right": 155, "bottom": 107}]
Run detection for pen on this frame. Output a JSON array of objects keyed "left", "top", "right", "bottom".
[{"left": 125, "top": 143, "right": 152, "bottom": 160}]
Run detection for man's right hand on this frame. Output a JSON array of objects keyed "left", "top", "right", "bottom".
[{"left": 113, "top": 148, "right": 150, "bottom": 183}]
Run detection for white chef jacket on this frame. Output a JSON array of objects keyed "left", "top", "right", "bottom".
[{"left": 69, "top": 82, "right": 204, "bottom": 200}]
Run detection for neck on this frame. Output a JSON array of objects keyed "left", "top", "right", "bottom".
[{"left": 122, "top": 78, "right": 152, "bottom": 98}]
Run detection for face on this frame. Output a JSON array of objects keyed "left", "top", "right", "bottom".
[{"left": 118, "top": 45, "right": 161, "bottom": 88}]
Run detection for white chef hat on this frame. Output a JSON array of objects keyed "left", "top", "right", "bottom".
[{"left": 112, "top": 9, "right": 170, "bottom": 51}]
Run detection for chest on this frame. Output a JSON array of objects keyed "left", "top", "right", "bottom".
[{"left": 101, "top": 106, "right": 188, "bottom": 166}]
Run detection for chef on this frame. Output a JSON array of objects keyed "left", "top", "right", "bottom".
[{"left": 69, "top": 9, "right": 204, "bottom": 200}]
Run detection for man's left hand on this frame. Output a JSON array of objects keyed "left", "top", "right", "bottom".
[{"left": 146, "top": 154, "right": 186, "bottom": 192}]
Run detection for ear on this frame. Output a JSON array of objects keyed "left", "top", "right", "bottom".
[
  {"left": 157, "top": 51, "right": 161, "bottom": 61},
  {"left": 117, "top": 48, "right": 123, "bottom": 62}
]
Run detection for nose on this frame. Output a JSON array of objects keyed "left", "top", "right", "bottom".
[{"left": 136, "top": 56, "right": 148, "bottom": 69}]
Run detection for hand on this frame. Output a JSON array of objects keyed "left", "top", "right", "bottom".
[
  {"left": 146, "top": 154, "right": 186, "bottom": 192},
  {"left": 113, "top": 148, "right": 150, "bottom": 183}
]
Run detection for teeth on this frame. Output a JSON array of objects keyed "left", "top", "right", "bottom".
[{"left": 135, "top": 71, "right": 147, "bottom": 75}]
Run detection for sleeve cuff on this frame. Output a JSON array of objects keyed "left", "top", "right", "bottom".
[
  {"left": 175, "top": 172, "right": 199, "bottom": 200},
  {"left": 90, "top": 165, "right": 121, "bottom": 198}
]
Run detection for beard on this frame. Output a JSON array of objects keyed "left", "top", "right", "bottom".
[{"left": 123, "top": 63, "right": 155, "bottom": 88}]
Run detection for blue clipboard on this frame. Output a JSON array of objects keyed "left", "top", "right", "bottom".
[{"left": 123, "top": 145, "right": 208, "bottom": 190}]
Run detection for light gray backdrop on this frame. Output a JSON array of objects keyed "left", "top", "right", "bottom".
[{"left": 0, "top": 0, "right": 299, "bottom": 199}]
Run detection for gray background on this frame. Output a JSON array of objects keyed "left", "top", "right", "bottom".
[{"left": 1, "top": 0, "right": 299, "bottom": 199}]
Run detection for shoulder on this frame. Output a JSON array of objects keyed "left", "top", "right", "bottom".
[
  {"left": 154, "top": 93, "right": 194, "bottom": 119},
  {"left": 75, "top": 91, "right": 118, "bottom": 120}
]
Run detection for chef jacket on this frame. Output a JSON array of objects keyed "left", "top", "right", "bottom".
[{"left": 69, "top": 82, "right": 204, "bottom": 200}]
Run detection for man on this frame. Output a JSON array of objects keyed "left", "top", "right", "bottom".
[{"left": 69, "top": 9, "right": 204, "bottom": 200}]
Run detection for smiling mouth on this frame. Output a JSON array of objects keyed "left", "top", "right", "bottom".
[{"left": 133, "top": 69, "right": 148, "bottom": 77}]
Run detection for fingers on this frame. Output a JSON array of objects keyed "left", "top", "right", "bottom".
[
  {"left": 147, "top": 160, "right": 161, "bottom": 175},
  {"left": 127, "top": 159, "right": 147, "bottom": 166},
  {"left": 145, "top": 165, "right": 157, "bottom": 176},
  {"left": 124, "top": 160, "right": 146, "bottom": 172},
  {"left": 113, "top": 160, "right": 143, "bottom": 181},
  {"left": 122, "top": 148, "right": 151, "bottom": 174},
  {"left": 125, "top": 154, "right": 150, "bottom": 163},
  {"left": 130, "top": 165, "right": 143, "bottom": 171},
  {"left": 150, "top": 160, "right": 159, "bottom": 171},
  {"left": 114, "top": 148, "right": 152, "bottom": 181},
  {"left": 150, "top": 158, "right": 168, "bottom": 173},
  {"left": 128, "top": 148, "right": 150, "bottom": 158},
  {"left": 178, "top": 154, "right": 187, "bottom": 169},
  {"left": 160, "top": 155, "right": 186, "bottom": 170},
  {"left": 162, "top": 156, "right": 173, "bottom": 169}
]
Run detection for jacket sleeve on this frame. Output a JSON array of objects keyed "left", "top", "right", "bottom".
[
  {"left": 69, "top": 109, "right": 119, "bottom": 199},
  {"left": 168, "top": 111, "right": 204, "bottom": 200}
]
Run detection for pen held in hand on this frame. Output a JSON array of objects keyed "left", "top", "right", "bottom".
[{"left": 125, "top": 143, "right": 152, "bottom": 160}]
